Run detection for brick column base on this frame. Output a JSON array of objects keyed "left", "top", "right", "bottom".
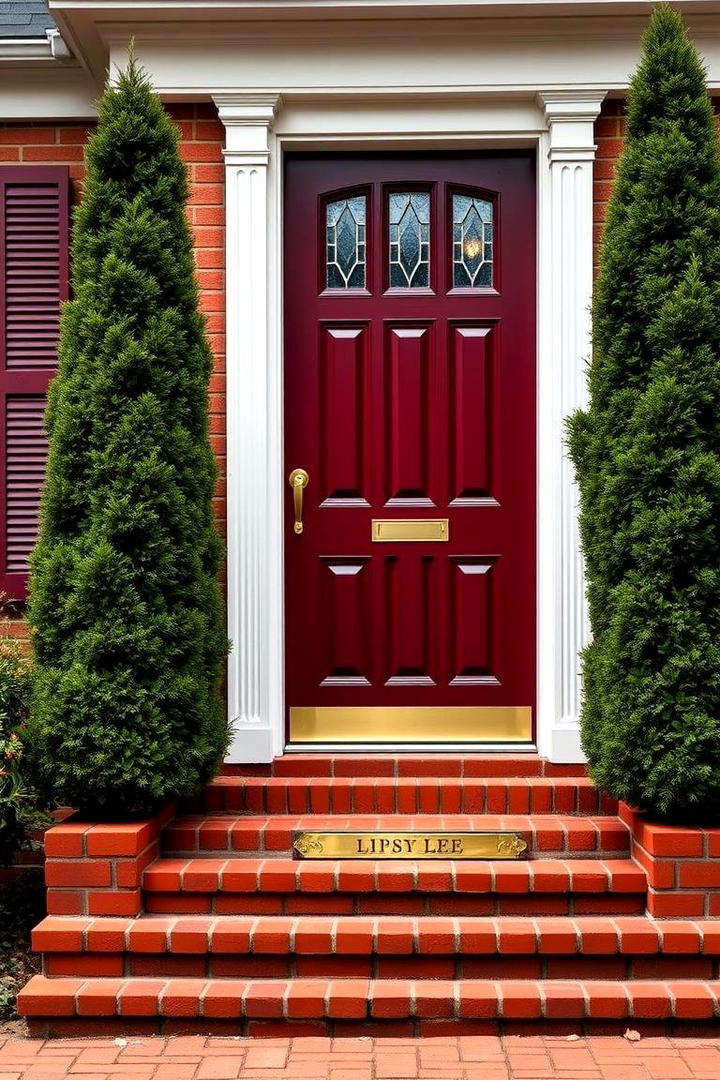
[
  {"left": 620, "top": 803, "right": 720, "bottom": 917},
  {"left": 44, "top": 805, "right": 175, "bottom": 917}
]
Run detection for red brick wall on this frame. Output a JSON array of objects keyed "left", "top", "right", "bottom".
[
  {"left": 593, "top": 97, "right": 625, "bottom": 268},
  {"left": 0, "top": 105, "right": 227, "bottom": 637},
  {"left": 172, "top": 105, "right": 227, "bottom": 547}
]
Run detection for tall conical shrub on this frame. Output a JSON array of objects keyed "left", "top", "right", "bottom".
[
  {"left": 568, "top": 4, "right": 720, "bottom": 822},
  {"left": 26, "top": 58, "right": 228, "bottom": 814}
]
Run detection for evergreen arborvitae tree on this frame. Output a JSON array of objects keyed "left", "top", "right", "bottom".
[
  {"left": 568, "top": 4, "right": 720, "bottom": 823},
  {"left": 26, "top": 58, "right": 228, "bottom": 814}
]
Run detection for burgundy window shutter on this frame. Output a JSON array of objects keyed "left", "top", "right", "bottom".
[{"left": 0, "top": 166, "right": 70, "bottom": 601}]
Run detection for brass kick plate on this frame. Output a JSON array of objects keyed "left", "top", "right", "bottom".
[
  {"left": 293, "top": 831, "right": 528, "bottom": 860},
  {"left": 289, "top": 706, "right": 532, "bottom": 743},
  {"left": 372, "top": 518, "right": 449, "bottom": 542}
]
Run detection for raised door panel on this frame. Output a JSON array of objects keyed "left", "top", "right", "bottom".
[
  {"left": 383, "top": 552, "right": 437, "bottom": 686},
  {"left": 319, "top": 325, "right": 369, "bottom": 506},
  {"left": 319, "top": 557, "right": 372, "bottom": 687},
  {"left": 449, "top": 557, "right": 499, "bottom": 686},
  {"left": 449, "top": 325, "right": 496, "bottom": 505},
  {"left": 384, "top": 325, "right": 434, "bottom": 507}
]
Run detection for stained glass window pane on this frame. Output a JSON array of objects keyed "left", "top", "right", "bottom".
[
  {"left": 326, "top": 196, "right": 366, "bottom": 289},
  {"left": 389, "top": 192, "right": 430, "bottom": 288},
  {"left": 452, "top": 194, "right": 493, "bottom": 288}
]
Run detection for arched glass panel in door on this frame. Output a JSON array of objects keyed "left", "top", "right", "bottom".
[
  {"left": 388, "top": 192, "right": 430, "bottom": 288},
  {"left": 452, "top": 193, "right": 493, "bottom": 288},
  {"left": 326, "top": 195, "right": 367, "bottom": 289}
]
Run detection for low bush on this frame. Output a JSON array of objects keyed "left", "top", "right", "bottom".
[
  {"left": 0, "top": 871, "right": 44, "bottom": 1019},
  {"left": 0, "top": 611, "right": 46, "bottom": 867}
]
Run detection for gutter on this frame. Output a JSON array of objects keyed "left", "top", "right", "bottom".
[{"left": 0, "top": 28, "right": 72, "bottom": 60}]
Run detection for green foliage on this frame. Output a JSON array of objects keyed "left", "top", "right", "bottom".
[
  {"left": 0, "top": 871, "right": 44, "bottom": 1018},
  {"left": 0, "top": 626, "right": 38, "bottom": 866},
  {"left": 568, "top": 5, "right": 720, "bottom": 822},
  {"left": 26, "top": 58, "right": 228, "bottom": 815}
]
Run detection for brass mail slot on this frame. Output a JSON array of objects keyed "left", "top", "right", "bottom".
[
  {"left": 372, "top": 518, "right": 449, "bottom": 542},
  {"left": 293, "top": 831, "right": 528, "bottom": 860}
]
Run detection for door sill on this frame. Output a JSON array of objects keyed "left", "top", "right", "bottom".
[
  {"left": 284, "top": 742, "right": 538, "bottom": 754},
  {"left": 289, "top": 705, "right": 532, "bottom": 744}
]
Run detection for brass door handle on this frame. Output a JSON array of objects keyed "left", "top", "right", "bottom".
[{"left": 289, "top": 468, "right": 309, "bottom": 534}]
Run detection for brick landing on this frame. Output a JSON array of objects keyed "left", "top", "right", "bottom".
[{"left": 2, "top": 1034, "right": 720, "bottom": 1079}]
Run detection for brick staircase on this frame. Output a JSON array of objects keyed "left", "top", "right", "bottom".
[{"left": 18, "top": 755, "right": 720, "bottom": 1036}]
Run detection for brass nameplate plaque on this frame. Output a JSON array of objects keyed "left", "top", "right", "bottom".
[
  {"left": 372, "top": 518, "right": 449, "bottom": 542},
  {"left": 293, "top": 831, "right": 528, "bottom": 860}
]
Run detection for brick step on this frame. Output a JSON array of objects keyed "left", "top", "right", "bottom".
[
  {"left": 38, "top": 951, "right": 720, "bottom": 982},
  {"left": 226, "top": 754, "right": 589, "bottom": 779},
  {"left": 143, "top": 857, "right": 647, "bottom": 916},
  {"left": 193, "top": 775, "right": 613, "bottom": 816},
  {"left": 32, "top": 915, "right": 720, "bottom": 981},
  {"left": 18, "top": 975, "right": 720, "bottom": 1030},
  {"left": 164, "top": 814, "right": 629, "bottom": 858}
]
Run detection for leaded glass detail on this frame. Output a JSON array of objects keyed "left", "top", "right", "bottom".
[
  {"left": 326, "top": 196, "right": 366, "bottom": 289},
  {"left": 453, "top": 194, "right": 493, "bottom": 288},
  {"left": 389, "top": 192, "right": 430, "bottom": 288}
]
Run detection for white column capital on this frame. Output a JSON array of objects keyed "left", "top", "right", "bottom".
[
  {"left": 212, "top": 92, "right": 281, "bottom": 126},
  {"left": 537, "top": 91, "right": 607, "bottom": 162},
  {"left": 538, "top": 90, "right": 607, "bottom": 122},
  {"left": 212, "top": 93, "right": 281, "bottom": 163}
]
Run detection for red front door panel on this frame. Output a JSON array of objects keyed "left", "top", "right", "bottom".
[{"left": 284, "top": 153, "right": 536, "bottom": 741}]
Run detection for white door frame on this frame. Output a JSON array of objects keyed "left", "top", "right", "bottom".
[{"left": 214, "top": 89, "right": 605, "bottom": 763}]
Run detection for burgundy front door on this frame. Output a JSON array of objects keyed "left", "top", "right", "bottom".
[{"left": 284, "top": 153, "right": 536, "bottom": 745}]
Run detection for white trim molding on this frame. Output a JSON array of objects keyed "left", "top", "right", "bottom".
[
  {"left": 215, "top": 92, "right": 283, "bottom": 762},
  {"left": 536, "top": 90, "right": 605, "bottom": 762}
]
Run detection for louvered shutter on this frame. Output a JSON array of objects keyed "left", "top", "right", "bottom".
[{"left": 0, "top": 166, "right": 69, "bottom": 600}]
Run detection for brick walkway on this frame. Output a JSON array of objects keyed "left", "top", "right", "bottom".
[{"left": 2, "top": 1035, "right": 720, "bottom": 1079}]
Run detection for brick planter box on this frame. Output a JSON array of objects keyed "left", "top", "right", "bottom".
[
  {"left": 42, "top": 805, "right": 176, "bottom": 918},
  {"left": 0, "top": 809, "right": 76, "bottom": 886},
  {"left": 620, "top": 803, "right": 720, "bottom": 917}
]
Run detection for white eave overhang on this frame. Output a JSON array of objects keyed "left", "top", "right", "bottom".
[
  {"left": 47, "top": 0, "right": 720, "bottom": 85},
  {"left": 46, "top": 0, "right": 720, "bottom": 13}
]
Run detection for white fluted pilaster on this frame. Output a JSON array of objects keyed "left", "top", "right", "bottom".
[
  {"left": 537, "top": 91, "right": 605, "bottom": 762},
  {"left": 214, "top": 93, "right": 281, "bottom": 762}
]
